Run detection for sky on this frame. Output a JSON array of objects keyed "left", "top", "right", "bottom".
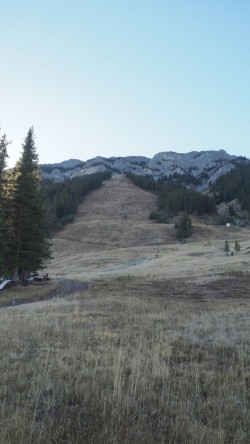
[{"left": 1, "top": 1, "right": 250, "bottom": 167}]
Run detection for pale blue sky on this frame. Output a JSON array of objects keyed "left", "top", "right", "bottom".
[{"left": 1, "top": 0, "right": 250, "bottom": 166}]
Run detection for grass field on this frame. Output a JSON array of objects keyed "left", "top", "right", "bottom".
[
  {"left": 0, "top": 175, "right": 250, "bottom": 443},
  {"left": 1, "top": 275, "right": 250, "bottom": 443}
]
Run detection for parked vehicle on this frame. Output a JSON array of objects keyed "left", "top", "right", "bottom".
[
  {"left": 0, "top": 280, "right": 17, "bottom": 290},
  {"left": 34, "top": 273, "right": 50, "bottom": 282},
  {"left": 34, "top": 276, "right": 43, "bottom": 282}
]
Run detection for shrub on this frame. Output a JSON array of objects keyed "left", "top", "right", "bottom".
[
  {"left": 56, "top": 214, "right": 74, "bottom": 230},
  {"left": 149, "top": 211, "right": 168, "bottom": 224}
]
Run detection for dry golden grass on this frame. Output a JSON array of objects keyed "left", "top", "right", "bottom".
[
  {"left": 1, "top": 174, "right": 250, "bottom": 443},
  {"left": 0, "top": 276, "right": 250, "bottom": 443}
]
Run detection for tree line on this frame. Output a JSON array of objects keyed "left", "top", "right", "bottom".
[
  {"left": 212, "top": 160, "right": 250, "bottom": 211},
  {"left": 127, "top": 173, "right": 216, "bottom": 215},
  {"left": 42, "top": 171, "right": 111, "bottom": 231}
]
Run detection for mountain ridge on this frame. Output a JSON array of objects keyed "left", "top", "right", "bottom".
[{"left": 41, "top": 149, "right": 247, "bottom": 191}]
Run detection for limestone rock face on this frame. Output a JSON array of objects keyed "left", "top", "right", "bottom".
[{"left": 41, "top": 149, "right": 238, "bottom": 191}]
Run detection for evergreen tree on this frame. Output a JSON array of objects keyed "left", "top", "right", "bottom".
[
  {"left": 224, "top": 239, "right": 230, "bottom": 253},
  {"left": 7, "top": 128, "right": 51, "bottom": 280},
  {"left": 0, "top": 130, "right": 10, "bottom": 276},
  {"left": 176, "top": 212, "right": 193, "bottom": 241},
  {"left": 234, "top": 240, "right": 241, "bottom": 253}
]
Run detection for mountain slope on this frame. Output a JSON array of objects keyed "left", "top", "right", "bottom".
[
  {"left": 50, "top": 174, "right": 176, "bottom": 278},
  {"left": 49, "top": 174, "right": 250, "bottom": 281},
  {"left": 52, "top": 174, "right": 162, "bottom": 251}
]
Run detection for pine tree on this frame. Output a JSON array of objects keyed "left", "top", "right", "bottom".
[
  {"left": 176, "top": 212, "right": 193, "bottom": 241},
  {"left": 0, "top": 130, "right": 10, "bottom": 276},
  {"left": 234, "top": 240, "right": 241, "bottom": 253},
  {"left": 7, "top": 128, "right": 51, "bottom": 280},
  {"left": 224, "top": 239, "right": 230, "bottom": 253}
]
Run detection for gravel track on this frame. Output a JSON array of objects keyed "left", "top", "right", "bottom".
[{"left": 0, "top": 279, "right": 88, "bottom": 310}]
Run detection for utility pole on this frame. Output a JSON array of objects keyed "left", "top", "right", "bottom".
[{"left": 156, "top": 236, "right": 159, "bottom": 255}]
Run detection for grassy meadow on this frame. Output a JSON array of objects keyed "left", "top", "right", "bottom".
[
  {"left": 1, "top": 175, "right": 250, "bottom": 443},
  {"left": 0, "top": 274, "right": 250, "bottom": 443}
]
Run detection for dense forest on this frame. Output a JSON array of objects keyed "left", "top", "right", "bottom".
[
  {"left": 42, "top": 171, "right": 111, "bottom": 231},
  {"left": 212, "top": 161, "right": 250, "bottom": 211},
  {"left": 127, "top": 173, "right": 216, "bottom": 216}
]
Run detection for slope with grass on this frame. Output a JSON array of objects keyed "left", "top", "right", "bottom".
[{"left": 49, "top": 174, "right": 250, "bottom": 281}]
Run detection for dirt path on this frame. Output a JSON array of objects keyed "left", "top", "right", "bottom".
[{"left": 1, "top": 279, "right": 88, "bottom": 310}]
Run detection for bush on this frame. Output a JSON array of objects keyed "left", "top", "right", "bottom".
[
  {"left": 54, "top": 223, "right": 64, "bottom": 230},
  {"left": 149, "top": 211, "right": 168, "bottom": 224},
  {"left": 56, "top": 214, "right": 74, "bottom": 229}
]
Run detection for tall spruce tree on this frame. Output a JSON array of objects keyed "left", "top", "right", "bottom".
[
  {"left": 224, "top": 239, "right": 230, "bottom": 253},
  {"left": 176, "top": 212, "right": 193, "bottom": 241},
  {"left": 0, "top": 130, "right": 10, "bottom": 276},
  {"left": 234, "top": 240, "right": 241, "bottom": 253},
  {"left": 7, "top": 128, "right": 51, "bottom": 280}
]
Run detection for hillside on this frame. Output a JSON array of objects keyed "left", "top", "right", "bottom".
[
  {"left": 50, "top": 174, "right": 168, "bottom": 278},
  {"left": 50, "top": 174, "right": 250, "bottom": 281}
]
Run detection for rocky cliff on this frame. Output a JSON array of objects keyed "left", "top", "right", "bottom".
[{"left": 41, "top": 149, "right": 238, "bottom": 191}]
